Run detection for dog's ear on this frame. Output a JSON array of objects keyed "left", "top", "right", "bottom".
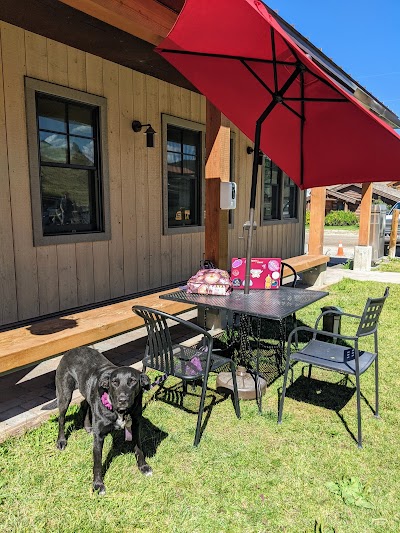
[
  {"left": 99, "top": 372, "right": 111, "bottom": 390},
  {"left": 140, "top": 373, "right": 151, "bottom": 390}
]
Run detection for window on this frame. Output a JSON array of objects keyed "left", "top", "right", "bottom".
[
  {"left": 25, "top": 78, "right": 110, "bottom": 246},
  {"left": 262, "top": 156, "right": 298, "bottom": 223},
  {"left": 229, "top": 132, "right": 235, "bottom": 226},
  {"left": 162, "top": 115, "right": 205, "bottom": 234}
]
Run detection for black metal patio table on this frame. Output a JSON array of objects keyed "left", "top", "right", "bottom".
[{"left": 160, "top": 287, "right": 328, "bottom": 410}]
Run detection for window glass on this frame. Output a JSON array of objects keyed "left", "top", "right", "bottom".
[
  {"left": 68, "top": 104, "right": 94, "bottom": 137},
  {"left": 263, "top": 157, "right": 281, "bottom": 220},
  {"left": 262, "top": 156, "right": 298, "bottom": 222},
  {"left": 37, "top": 97, "right": 66, "bottom": 133},
  {"left": 283, "top": 174, "right": 298, "bottom": 219},
  {"left": 166, "top": 124, "right": 201, "bottom": 229},
  {"left": 69, "top": 137, "right": 95, "bottom": 165},
  {"left": 41, "top": 167, "right": 96, "bottom": 234},
  {"left": 39, "top": 131, "right": 68, "bottom": 163}
]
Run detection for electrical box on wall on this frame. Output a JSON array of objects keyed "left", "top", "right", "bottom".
[{"left": 220, "top": 182, "right": 237, "bottom": 210}]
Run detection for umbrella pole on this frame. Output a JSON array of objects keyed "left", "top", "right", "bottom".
[
  {"left": 244, "top": 121, "right": 262, "bottom": 295},
  {"left": 244, "top": 207, "right": 256, "bottom": 294}
]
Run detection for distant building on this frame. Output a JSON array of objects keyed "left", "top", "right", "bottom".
[{"left": 306, "top": 183, "right": 400, "bottom": 217}]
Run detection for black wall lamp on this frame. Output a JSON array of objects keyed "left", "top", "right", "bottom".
[
  {"left": 247, "top": 146, "right": 264, "bottom": 165},
  {"left": 132, "top": 120, "right": 156, "bottom": 147}
]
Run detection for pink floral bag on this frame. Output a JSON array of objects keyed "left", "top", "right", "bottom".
[{"left": 187, "top": 268, "right": 233, "bottom": 295}]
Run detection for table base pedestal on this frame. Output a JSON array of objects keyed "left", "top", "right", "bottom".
[{"left": 216, "top": 366, "right": 267, "bottom": 400}]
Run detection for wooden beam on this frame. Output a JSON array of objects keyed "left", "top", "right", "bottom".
[
  {"left": 388, "top": 209, "right": 399, "bottom": 258},
  {"left": 308, "top": 187, "right": 326, "bottom": 255},
  {"left": 205, "top": 100, "right": 230, "bottom": 269},
  {"left": 358, "top": 182, "right": 373, "bottom": 246},
  {"left": 58, "top": 0, "right": 177, "bottom": 45}
]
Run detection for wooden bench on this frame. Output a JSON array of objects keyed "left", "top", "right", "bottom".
[
  {"left": 282, "top": 254, "right": 330, "bottom": 287},
  {"left": 0, "top": 288, "right": 195, "bottom": 376}
]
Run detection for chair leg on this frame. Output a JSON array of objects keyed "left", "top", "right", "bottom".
[
  {"left": 278, "top": 357, "right": 291, "bottom": 424},
  {"left": 182, "top": 380, "right": 188, "bottom": 395},
  {"left": 229, "top": 362, "right": 241, "bottom": 419},
  {"left": 374, "top": 358, "right": 379, "bottom": 418},
  {"left": 355, "top": 371, "right": 362, "bottom": 448},
  {"left": 194, "top": 369, "right": 210, "bottom": 447},
  {"left": 292, "top": 313, "right": 298, "bottom": 350},
  {"left": 255, "top": 373, "right": 262, "bottom": 414}
]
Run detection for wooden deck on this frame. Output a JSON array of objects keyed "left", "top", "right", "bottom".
[{"left": 0, "top": 288, "right": 194, "bottom": 375}]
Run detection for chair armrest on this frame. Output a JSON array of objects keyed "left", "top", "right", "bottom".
[
  {"left": 287, "top": 326, "right": 358, "bottom": 350},
  {"left": 314, "top": 309, "right": 362, "bottom": 329}
]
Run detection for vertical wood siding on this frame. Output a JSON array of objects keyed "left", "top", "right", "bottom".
[{"left": 0, "top": 23, "right": 305, "bottom": 327}]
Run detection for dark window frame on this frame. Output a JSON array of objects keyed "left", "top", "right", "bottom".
[
  {"left": 260, "top": 155, "right": 299, "bottom": 225},
  {"left": 25, "top": 77, "right": 110, "bottom": 246},
  {"left": 162, "top": 114, "right": 205, "bottom": 235}
]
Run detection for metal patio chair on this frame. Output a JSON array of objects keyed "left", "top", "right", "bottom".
[
  {"left": 132, "top": 305, "right": 241, "bottom": 446},
  {"left": 280, "top": 261, "right": 298, "bottom": 288},
  {"left": 278, "top": 287, "right": 389, "bottom": 447}
]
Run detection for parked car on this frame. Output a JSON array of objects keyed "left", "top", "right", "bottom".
[{"left": 385, "top": 201, "right": 400, "bottom": 244}]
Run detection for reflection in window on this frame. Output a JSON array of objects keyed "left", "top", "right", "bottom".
[
  {"left": 36, "top": 94, "right": 102, "bottom": 235},
  {"left": 262, "top": 156, "right": 298, "bottom": 222},
  {"left": 167, "top": 125, "right": 201, "bottom": 228}
]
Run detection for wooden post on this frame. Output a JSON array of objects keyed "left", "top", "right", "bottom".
[
  {"left": 388, "top": 209, "right": 399, "bottom": 258},
  {"left": 205, "top": 100, "right": 230, "bottom": 269},
  {"left": 358, "top": 183, "right": 373, "bottom": 246},
  {"left": 308, "top": 187, "right": 326, "bottom": 255}
]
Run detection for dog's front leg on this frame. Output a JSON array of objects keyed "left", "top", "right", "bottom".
[
  {"left": 92, "top": 433, "right": 106, "bottom": 494},
  {"left": 131, "top": 422, "right": 152, "bottom": 476}
]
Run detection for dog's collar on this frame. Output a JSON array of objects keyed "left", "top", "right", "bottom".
[
  {"left": 100, "top": 392, "right": 132, "bottom": 441},
  {"left": 101, "top": 392, "right": 113, "bottom": 410}
]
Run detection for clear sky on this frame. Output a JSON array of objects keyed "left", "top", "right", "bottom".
[{"left": 269, "top": 0, "right": 400, "bottom": 119}]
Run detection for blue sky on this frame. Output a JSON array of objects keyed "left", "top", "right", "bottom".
[{"left": 270, "top": 0, "right": 400, "bottom": 119}]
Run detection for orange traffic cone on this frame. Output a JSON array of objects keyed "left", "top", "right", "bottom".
[{"left": 337, "top": 242, "right": 344, "bottom": 256}]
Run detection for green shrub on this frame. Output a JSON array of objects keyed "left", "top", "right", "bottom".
[
  {"left": 324, "top": 210, "right": 359, "bottom": 226},
  {"left": 305, "top": 210, "right": 311, "bottom": 225}
]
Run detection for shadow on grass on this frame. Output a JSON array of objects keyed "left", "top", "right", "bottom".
[
  {"left": 280, "top": 372, "right": 377, "bottom": 445},
  {"left": 102, "top": 417, "right": 168, "bottom": 477},
  {"left": 149, "top": 379, "right": 235, "bottom": 443}
]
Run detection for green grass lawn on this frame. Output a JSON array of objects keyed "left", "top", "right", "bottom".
[
  {"left": 376, "top": 257, "right": 400, "bottom": 272},
  {"left": 1, "top": 280, "right": 399, "bottom": 532}
]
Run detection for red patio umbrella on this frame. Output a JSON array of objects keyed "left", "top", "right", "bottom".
[{"left": 156, "top": 0, "right": 400, "bottom": 292}]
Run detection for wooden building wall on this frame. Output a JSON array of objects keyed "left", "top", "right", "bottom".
[{"left": 0, "top": 22, "right": 305, "bottom": 327}]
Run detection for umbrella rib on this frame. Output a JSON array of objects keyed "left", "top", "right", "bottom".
[
  {"left": 285, "top": 97, "right": 348, "bottom": 102},
  {"left": 270, "top": 27, "right": 278, "bottom": 93},
  {"left": 281, "top": 101, "right": 303, "bottom": 120},
  {"left": 159, "top": 48, "right": 297, "bottom": 66},
  {"left": 241, "top": 60, "right": 275, "bottom": 98}
]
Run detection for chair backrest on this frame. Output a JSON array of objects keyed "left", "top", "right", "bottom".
[
  {"left": 280, "top": 261, "right": 297, "bottom": 288},
  {"left": 356, "top": 286, "right": 389, "bottom": 338},
  {"left": 133, "top": 306, "right": 176, "bottom": 374}
]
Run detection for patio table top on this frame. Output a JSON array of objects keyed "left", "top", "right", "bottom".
[{"left": 160, "top": 287, "right": 328, "bottom": 321}]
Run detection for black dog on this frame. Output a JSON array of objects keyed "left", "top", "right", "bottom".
[{"left": 55, "top": 347, "right": 152, "bottom": 494}]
